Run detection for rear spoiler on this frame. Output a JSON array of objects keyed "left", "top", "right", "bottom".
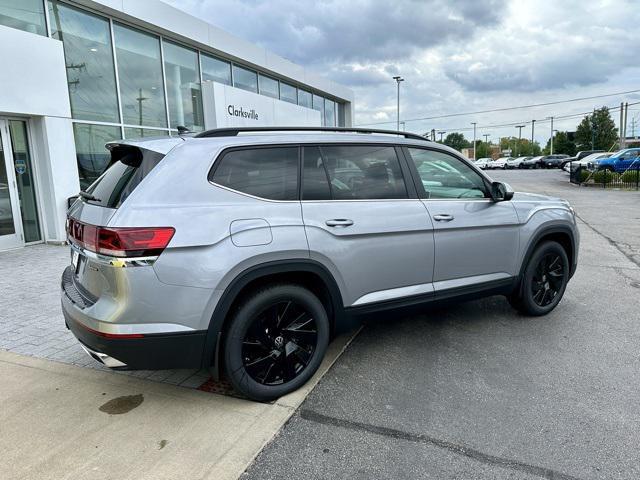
[{"left": 105, "top": 136, "right": 185, "bottom": 156}]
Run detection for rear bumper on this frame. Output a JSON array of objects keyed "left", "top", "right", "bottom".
[{"left": 63, "top": 307, "right": 207, "bottom": 370}]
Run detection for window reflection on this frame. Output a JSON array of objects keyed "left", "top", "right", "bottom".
[
  {"left": 232, "top": 65, "right": 258, "bottom": 93},
  {"left": 201, "top": 54, "right": 231, "bottom": 85},
  {"left": 123, "top": 128, "right": 169, "bottom": 138},
  {"left": 113, "top": 23, "right": 167, "bottom": 128},
  {"left": 298, "top": 89, "right": 312, "bottom": 109},
  {"left": 0, "top": 0, "right": 46, "bottom": 35},
  {"left": 49, "top": 1, "right": 120, "bottom": 123},
  {"left": 163, "top": 41, "right": 203, "bottom": 131},
  {"left": 280, "top": 82, "right": 297, "bottom": 104},
  {"left": 258, "top": 75, "right": 278, "bottom": 99},
  {"left": 324, "top": 99, "right": 336, "bottom": 127},
  {"left": 73, "top": 123, "right": 121, "bottom": 189},
  {"left": 313, "top": 95, "right": 324, "bottom": 125}
]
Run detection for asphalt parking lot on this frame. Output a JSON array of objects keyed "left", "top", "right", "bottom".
[{"left": 243, "top": 170, "right": 640, "bottom": 480}]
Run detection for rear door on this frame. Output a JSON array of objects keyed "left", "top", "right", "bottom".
[
  {"left": 403, "top": 147, "right": 520, "bottom": 291},
  {"left": 300, "top": 144, "right": 435, "bottom": 307}
]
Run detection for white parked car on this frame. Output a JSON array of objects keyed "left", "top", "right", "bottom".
[
  {"left": 490, "top": 157, "right": 511, "bottom": 169},
  {"left": 564, "top": 152, "right": 612, "bottom": 172},
  {"left": 507, "top": 156, "right": 531, "bottom": 169},
  {"left": 474, "top": 158, "right": 491, "bottom": 169}
]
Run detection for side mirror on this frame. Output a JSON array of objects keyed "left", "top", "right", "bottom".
[{"left": 490, "top": 181, "right": 514, "bottom": 202}]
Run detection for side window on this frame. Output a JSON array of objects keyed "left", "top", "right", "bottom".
[
  {"left": 210, "top": 147, "right": 298, "bottom": 200},
  {"left": 407, "top": 148, "right": 488, "bottom": 199},
  {"left": 316, "top": 145, "right": 408, "bottom": 200},
  {"left": 302, "top": 146, "right": 331, "bottom": 200}
]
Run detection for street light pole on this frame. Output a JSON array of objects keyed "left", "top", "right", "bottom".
[
  {"left": 392, "top": 76, "right": 404, "bottom": 132},
  {"left": 548, "top": 116, "right": 554, "bottom": 154},
  {"left": 515, "top": 125, "right": 525, "bottom": 156},
  {"left": 438, "top": 130, "right": 446, "bottom": 142},
  {"left": 471, "top": 122, "right": 477, "bottom": 160}
]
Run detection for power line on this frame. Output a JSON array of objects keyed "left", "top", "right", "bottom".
[
  {"left": 431, "top": 101, "right": 640, "bottom": 134},
  {"left": 356, "top": 89, "right": 640, "bottom": 127}
]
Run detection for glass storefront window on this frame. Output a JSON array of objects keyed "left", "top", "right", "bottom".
[
  {"left": 258, "top": 74, "right": 278, "bottom": 99},
  {"left": 232, "top": 65, "right": 258, "bottom": 93},
  {"left": 163, "top": 41, "right": 203, "bottom": 131},
  {"left": 113, "top": 23, "right": 167, "bottom": 128},
  {"left": 201, "top": 54, "right": 231, "bottom": 85},
  {"left": 73, "top": 123, "right": 122, "bottom": 189},
  {"left": 298, "top": 89, "right": 312, "bottom": 109},
  {"left": 312, "top": 95, "right": 324, "bottom": 125},
  {"left": 324, "top": 99, "right": 336, "bottom": 127},
  {"left": 280, "top": 82, "right": 297, "bottom": 104},
  {"left": 0, "top": 0, "right": 46, "bottom": 35},
  {"left": 123, "top": 128, "right": 169, "bottom": 138},
  {"left": 337, "top": 102, "right": 346, "bottom": 127},
  {"left": 48, "top": 1, "right": 120, "bottom": 123}
]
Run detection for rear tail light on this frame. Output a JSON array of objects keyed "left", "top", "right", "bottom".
[{"left": 67, "top": 218, "right": 174, "bottom": 257}]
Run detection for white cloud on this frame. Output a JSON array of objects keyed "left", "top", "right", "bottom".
[{"left": 165, "top": 0, "right": 640, "bottom": 142}]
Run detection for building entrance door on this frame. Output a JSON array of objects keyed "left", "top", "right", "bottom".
[{"left": 0, "top": 119, "right": 41, "bottom": 250}]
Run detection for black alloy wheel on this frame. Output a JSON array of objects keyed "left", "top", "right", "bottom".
[
  {"left": 224, "top": 284, "right": 329, "bottom": 401},
  {"left": 508, "top": 240, "right": 569, "bottom": 316},
  {"left": 241, "top": 300, "right": 318, "bottom": 386},
  {"left": 531, "top": 253, "right": 564, "bottom": 307}
]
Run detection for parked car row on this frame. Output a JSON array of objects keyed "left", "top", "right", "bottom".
[
  {"left": 474, "top": 154, "right": 570, "bottom": 170},
  {"left": 560, "top": 148, "right": 640, "bottom": 174}
]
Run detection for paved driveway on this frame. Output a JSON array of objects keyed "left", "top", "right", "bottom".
[{"left": 244, "top": 170, "right": 640, "bottom": 480}]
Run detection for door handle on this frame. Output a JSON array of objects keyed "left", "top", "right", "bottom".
[
  {"left": 433, "top": 214, "right": 454, "bottom": 222},
  {"left": 325, "top": 219, "right": 354, "bottom": 227}
]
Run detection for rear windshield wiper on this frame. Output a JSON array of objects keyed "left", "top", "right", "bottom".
[{"left": 78, "top": 190, "right": 101, "bottom": 202}]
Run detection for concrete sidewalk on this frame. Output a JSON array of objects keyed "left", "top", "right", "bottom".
[{"left": 0, "top": 330, "right": 356, "bottom": 480}]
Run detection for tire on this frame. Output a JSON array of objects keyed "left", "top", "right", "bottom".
[
  {"left": 223, "top": 284, "right": 330, "bottom": 401},
  {"left": 508, "top": 241, "right": 569, "bottom": 316}
]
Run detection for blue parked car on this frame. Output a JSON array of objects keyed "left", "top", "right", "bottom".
[{"left": 595, "top": 148, "right": 640, "bottom": 172}]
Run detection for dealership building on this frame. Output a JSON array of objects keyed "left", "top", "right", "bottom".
[{"left": 0, "top": 0, "right": 354, "bottom": 251}]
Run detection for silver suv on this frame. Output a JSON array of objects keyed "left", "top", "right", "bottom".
[{"left": 61, "top": 127, "right": 579, "bottom": 401}]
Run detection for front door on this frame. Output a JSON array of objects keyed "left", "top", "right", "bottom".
[
  {"left": 403, "top": 146, "right": 520, "bottom": 291},
  {"left": 0, "top": 119, "right": 41, "bottom": 250},
  {"left": 300, "top": 144, "right": 435, "bottom": 307}
]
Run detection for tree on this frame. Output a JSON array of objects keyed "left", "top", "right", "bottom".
[
  {"left": 575, "top": 106, "right": 618, "bottom": 151},
  {"left": 542, "top": 131, "right": 576, "bottom": 156},
  {"left": 475, "top": 141, "right": 492, "bottom": 159},
  {"left": 499, "top": 137, "right": 541, "bottom": 156},
  {"left": 442, "top": 132, "right": 469, "bottom": 152}
]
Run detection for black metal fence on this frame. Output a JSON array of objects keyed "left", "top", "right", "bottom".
[{"left": 569, "top": 164, "right": 640, "bottom": 190}]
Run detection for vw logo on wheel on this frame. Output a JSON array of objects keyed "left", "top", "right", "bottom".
[{"left": 274, "top": 336, "right": 285, "bottom": 349}]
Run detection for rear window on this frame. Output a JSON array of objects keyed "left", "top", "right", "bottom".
[
  {"left": 84, "top": 146, "right": 164, "bottom": 208},
  {"left": 209, "top": 147, "right": 299, "bottom": 200}
]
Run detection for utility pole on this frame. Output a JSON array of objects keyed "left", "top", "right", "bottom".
[
  {"left": 619, "top": 102, "right": 625, "bottom": 149},
  {"left": 515, "top": 125, "right": 525, "bottom": 156},
  {"left": 591, "top": 108, "right": 596, "bottom": 150},
  {"left": 438, "top": 130, "right": 446, "bottom": 142},
  {"left": 471, "top": 122, "right": 477, "bottom": 160},
  {"left": 624, "top": 102, "right": 629, "bottom": 147},
  {"left": 392, "top": 76, "right": 404, "bottom": 132},
  {"left": 531, "top": 119, "right": 536, "bottom": 145},
  {"left": 483, "top": 134, "right": 490, "bottom": 143},
  {"left": 548, "top": 116, "right": 554, "bottom": 154}
]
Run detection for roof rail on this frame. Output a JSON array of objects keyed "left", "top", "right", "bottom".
[{"left": 193, "top": 126, "right": 429, "bottom": 142}]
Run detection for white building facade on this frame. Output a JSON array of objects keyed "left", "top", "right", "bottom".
[{"left": 0, "top": 0, "right": 354, "bottom": 250}]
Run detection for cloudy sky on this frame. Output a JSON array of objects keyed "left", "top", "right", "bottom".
[{"left": 166, "top": 0, "right": 640, "bottom": 144}]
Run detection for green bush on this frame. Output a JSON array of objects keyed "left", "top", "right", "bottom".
[
  {"left": 579, "top": 169, "right": 591, "bottom": 182},
  {"left": 621, "top": 169, "right": 640, "bottom": 184},
  {"left": 593, "top": 170, "right": 620, "bottom": 184}
]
